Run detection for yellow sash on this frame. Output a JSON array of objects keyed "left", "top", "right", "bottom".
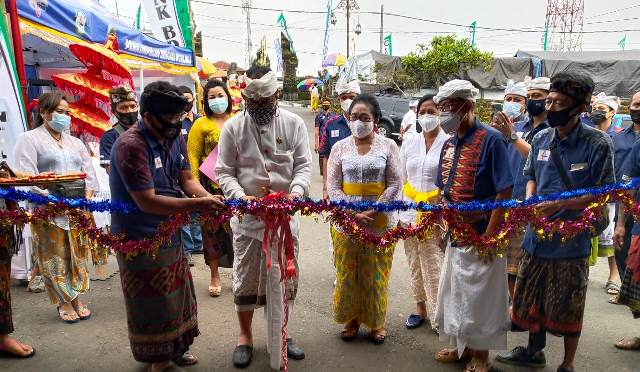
[
  {"left": 402, "top": 182, "right": 440, "bottom": 223},
  {"left": 342, "top": 182, "right": 387, "bottom": 230}
]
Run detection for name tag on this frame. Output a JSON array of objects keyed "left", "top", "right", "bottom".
[
  {"left": 181, "top": 128, "right": 188, "bottom": 135},
  {"left": 537, "top": 149, "right": 550, "bottom": 162},
  {"left": 154, "top": 156, "right": 163, "bottom": 169},
  {"left": 570, "top": 163, "right": 588, "bottom": 172},
  {"left": 444, "top": 147, "right": 454, "bottom": 160},
  {"left": 330, "top": 129, "right": 340, "bottom": 138}
]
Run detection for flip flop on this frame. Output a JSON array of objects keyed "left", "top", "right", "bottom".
[
  {"left": 615, "top": 337, "right": 640, "bottom": 350},
  {"left": 608, "top": 296, "right": 621, "bottom": 305},
  {"left": 405, "top": 314, "right": 425, "bottom": 329}
]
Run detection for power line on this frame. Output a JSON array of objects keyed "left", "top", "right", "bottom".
[
  {"left": 192, "top": 0, "right": 640, "bottom": 34},
  {"left": 584, "top": 2, "right": 640, "bottom": 19}
]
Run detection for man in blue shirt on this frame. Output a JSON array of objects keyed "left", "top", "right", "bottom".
[
  {"left": 493, "top": 77, "right": 551, "bottom": 299},
  {"left": 614, "top": 93, "right": 640, "bottom": 350},
  {"left": 110, "top": 81, "right": 225, "bottom": 370},
  {"left": 99, "top": 86, "right": 139, "bottom": 174},
  {"left": 319, "top": 80, "right": 359, "bottom": 199},
  {"left": 498, "top": 72, "right": 614, "bottom": 372},
  {"left": 432, "top": 80, "right": 513, "bottom": 372},
  {"left": 314, "top": 97, "right": 336, "bottom": 176},
  {"left": 613, "top": 91, "right": 640, "bottom": 303},
  {"left": 177, "top": 85, "right": 203, "bottom": 264},
  {"left": 591, "top": 92, "right": 623, "bottom": 294}
]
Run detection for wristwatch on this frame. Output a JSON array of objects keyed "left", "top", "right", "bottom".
[{"left": 508, "top": 132, "right": 519, "bottom": 143}]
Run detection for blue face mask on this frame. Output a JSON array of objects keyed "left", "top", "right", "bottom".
[
  {"left": 48, "top": 112, "right": 71, "bottom": 133},
  {"left": 208, "top": 98, "right": 228, "bottom": 114},
  {"left": 503, "top": 101, "right": 522, "bottom": 119}
]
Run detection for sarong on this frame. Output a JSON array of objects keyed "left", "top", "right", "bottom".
[
  {"left": 117, "top": 237, "right": 199, "bottom": 363},
  {"left": 511, "top": 253, "right": 589, "bottom": 336},
  {"left": 618, "top": 235, "right": 640, "bottom": 318},
  {"left": 232, "top": 232, "right": 299, "bottom": 370},
  {"left": 403, "top": 236, "right": 444, "bottom": 327},
  {"left": 201, "top": 189, "right": 233, "bottom": 268},
  {"left": 30, "top": 221, "right": 91, "bottom": 305},
  {"left": 435, "top": 243, "right": 509, "bottom": 356},
  {"left": 0, "top": 225, "right": 15, "bottom": 334},
  {"left": 331, "top": 227, "right": 395, "bottom": 330},
  {"left": 506, "top": 228, "right": 525, "bottom": 276}
]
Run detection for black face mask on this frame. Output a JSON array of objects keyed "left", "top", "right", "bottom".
[
  {"left": 183, "top": 101, "right": 194, "bottom": 113},
  {"left": 547, "top": 105, "right": 579, "bottom": 128},
  {"left": 153, "top": 114, "right": 181, "bottom": 140},
  {"left": 526, "top": 99, "right": 546, "bottom": 117},
  {"left": 116, "top": 111, "right": 138, "bottom": 127},
  {"left": 590, "top": 110, "right": 607, "bottom": 124},
  {"left": 629, "top": 109, "right": 640, "bottom": 124}
]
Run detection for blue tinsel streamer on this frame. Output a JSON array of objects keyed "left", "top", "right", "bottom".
[{"left": 1, "top": 178, "right": 639, "bottom": 214}]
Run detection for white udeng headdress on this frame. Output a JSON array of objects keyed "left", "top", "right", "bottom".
[
  {"left": 593, "top": 92, "right": 620, "bottom": 112},
  {"left": 243, "top": 71, "right": 279, "bottom": 99},
  {"left": 434, "top": 79, "right": 479, "bottom": 104},
  {"left": 335, "top": 80, "right": 361, "bottom": 95}
]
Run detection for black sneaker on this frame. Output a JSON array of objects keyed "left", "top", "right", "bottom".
[
  {"left": 495, "top": 346, "right": 546, "bottom": 368},
  {"left": 233, "top": 345, "right": 253, "bottom": 368}
]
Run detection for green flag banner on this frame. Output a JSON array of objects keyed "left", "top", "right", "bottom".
[
  {"left": 277, "top": 12, "right": 295, "bottom": 52},
  {"left": 141, "top": 0, "right": 192, "bottom": 48},
  {"left": 619, "top": 35, "right": 627, "bottom": 50},
  {"left": 383, "top": 33, "right": 392, "bottom": 56}
]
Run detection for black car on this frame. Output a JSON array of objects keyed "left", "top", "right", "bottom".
[{"left": 374, "top": 92, "right": 418, "bottom": 142}]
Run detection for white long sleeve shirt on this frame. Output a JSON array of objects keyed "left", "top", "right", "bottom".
[{"left": 216, "top": 108, "right": 312, "bottom": 239}]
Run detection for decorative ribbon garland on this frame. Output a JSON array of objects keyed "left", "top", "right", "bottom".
[{"left": 1, "top": 180, "right": 640, "bottom": 261}]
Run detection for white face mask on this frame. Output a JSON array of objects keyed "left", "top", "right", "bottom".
[
  {"left": 341, "top": 99, "right": 353, "bottom": 114},
  {"left": 417, "top": 114, "right": 440, "bottom": 133},
  {"left": 349, "top": 120, "right": 374, "bottom": 139}
]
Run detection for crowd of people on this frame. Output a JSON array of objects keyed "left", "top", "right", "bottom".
[{"left": 1, "top": 67, "right": 639, "bottom": 372}]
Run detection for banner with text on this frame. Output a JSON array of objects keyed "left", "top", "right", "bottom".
[{"left": 142, "top": 0, "right": 188, "bottom": 47}]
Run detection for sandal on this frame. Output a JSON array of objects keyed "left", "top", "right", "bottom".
[
  {"left": 614, "top": 337, "right": 640, "bottom": 350},
  {"left": 435, "top": 348, "right": 471, "bottom": 363},
  {"left": 173, "top": 351, "right": 198, "bottom": 366},
  {"left": 608, "top": 296, "right": 621, "bottom": 305},
  {"left": 464, "top": 357, "right": 494, "bottom": 372},
  {"left": 208, "top": 285, "right": 221, "bottom": 297},
  {"left": 369, "top": 328, "right": 386, "bottom": 345},
  {"left": 340, "top": 320, "right": 360, "bottom": 342},
  {"left": 605, "top": 281, "right": 620, "bottom": 295},
  {"left": 74, "top": 305, "right": 92, "bottom": 320},
  {"left": 405, "top": 314, "right": 425, "bottom": 329},
  {"left": 57, "top": 306, "right": 79, "bottom": 324}
]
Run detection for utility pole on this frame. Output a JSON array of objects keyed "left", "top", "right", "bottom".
[
  {"left": 379, "top": 5, "right": 384, "bottom": 53},
  {"left": 243, "top": 0, "right": 253, "bottom": 68},
  {"left": 336, "top": 0, "right": 359, "bottom": 58}
]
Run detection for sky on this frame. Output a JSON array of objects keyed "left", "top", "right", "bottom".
[{"left": 99, "top": 0, "right": 640, "bottom": 75}]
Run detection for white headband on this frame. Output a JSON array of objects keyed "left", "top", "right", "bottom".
[
  {"left": 434, "top": 79, "right": 479, "bottom": 104},
  {"left": 243, "top": 71, "right": 278, "bottom": 99},
  {"left": 593, "top": 92, "right": 620, "bottom": 112},
  {"left": 335, "top": 80, "right": 361, "bottom": 95}
]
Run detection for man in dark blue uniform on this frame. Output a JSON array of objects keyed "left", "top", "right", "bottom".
[
  {"left": 498, "top": 72, "right": 614, "bottom": 372},
  {"left": 100, "top": 86, "right": 139, "bottom": 174},
  {"left": 314, "top": 98, "right": 336, "bottom": 176},
  {"left": 492, "top": 77, "right": 550, "bottom": 299}
]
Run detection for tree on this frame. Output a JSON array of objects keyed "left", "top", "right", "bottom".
[{"left": 391, "top": 35, "right": 493, "bottom": 90}]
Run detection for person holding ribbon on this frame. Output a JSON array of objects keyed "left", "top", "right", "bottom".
[
  {"left": 432, "top": 79, "right": 512, "bottom": 372},
  {"left": 326, "top": 94, "right": 402, "bottom": 345},
  {"left": 216, "top": 66, "right": 311, "bottom": 369},
  {"left": 187, "top": 79, "right": 234, "bottom": 296},
  {"left": 399, "top": 94, "right": 449, "bottom": 333},
  {"left": 498, "top": 72, "right": 614, "bottom": 372},
  {"left": 110, "top": 81, "right": 226, "bottom": 371},
  {"left": 13, "top": 92, "right": 98, "bottom": 324}
]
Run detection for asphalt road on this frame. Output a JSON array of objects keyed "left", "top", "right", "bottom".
[{"left": 5, "top": 106, "right": 639, "bottom": 372}]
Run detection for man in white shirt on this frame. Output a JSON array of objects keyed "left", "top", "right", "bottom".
[
  {"left": 216, "top": 66, "right": 312, "bottom": 370},
  {"left": 399, "top": 99, "right": 418, "bottom": 140}
]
